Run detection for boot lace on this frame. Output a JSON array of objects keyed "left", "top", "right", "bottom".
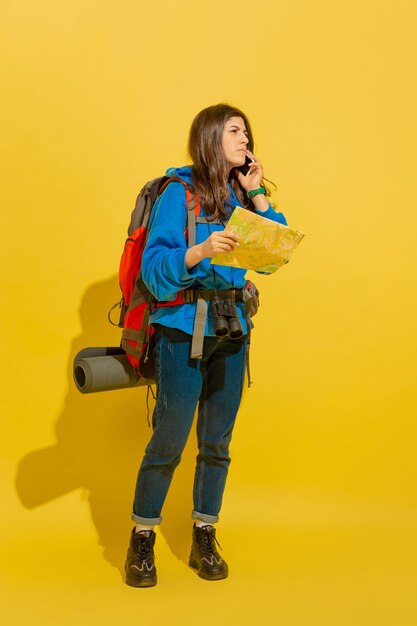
[
  {"left": 135, "top": 534, "right": 154, "bottom": 563},
  {"left": 200, "top": 527, "right": 222, "bottom": 558}
]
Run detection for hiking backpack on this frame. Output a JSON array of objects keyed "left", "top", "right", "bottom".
[{"left": 108, "top": 176, "right": 200, "bottom": 383}]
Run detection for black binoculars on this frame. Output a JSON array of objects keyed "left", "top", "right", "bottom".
[{"left": 210, "top": 296, "right": 243, "bottom": 339}]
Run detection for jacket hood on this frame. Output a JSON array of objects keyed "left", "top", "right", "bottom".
[{"left": 166, "top": 165, "right": 193, "bottom": 184}]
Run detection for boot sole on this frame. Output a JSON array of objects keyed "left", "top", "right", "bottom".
[
  {"left": 189, "top": 555, "right": 228, "bottom": 581},
  {"left": 125, "top": 575, "right": 157, "bottom": 588}
]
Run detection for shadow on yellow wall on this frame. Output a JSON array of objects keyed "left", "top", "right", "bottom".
[{"left": 15, "top": 275, "right": 200, "bottom": 577}]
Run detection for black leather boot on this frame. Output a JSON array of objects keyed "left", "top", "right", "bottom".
[
  {"left": 125, "top": 529, "right": 157, "bottom": 587},
  {"left": 189, "top": 524, "right": 229, "bottom": 580}
]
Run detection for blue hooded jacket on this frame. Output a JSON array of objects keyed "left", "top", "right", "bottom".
[{"left": 141, "top": 166, "right": 288, "bottom": 336}]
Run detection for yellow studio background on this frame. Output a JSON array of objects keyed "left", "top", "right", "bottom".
[{"left": 1, "top": 0, "right": 416, "bottom": 624}]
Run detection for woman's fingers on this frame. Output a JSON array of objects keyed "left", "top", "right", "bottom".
[
  {"left": 215, "top": 239, "right": 239, "bottom": 253},
  {"left": 234, "top": 150, "right": 264, "bottom": 191},
  {"left": 221, "top": 231, "right": 239, "bottom": 241},
  {"left": 204, "top": 230, "right": 240, "bottom": 256},
  {"left": 245, "top": 149, "right": 259, "bottom": 163}
]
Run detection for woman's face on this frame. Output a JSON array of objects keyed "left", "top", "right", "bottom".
[{"left": 221, "top": 116, "right": 249, "bottom": 169}]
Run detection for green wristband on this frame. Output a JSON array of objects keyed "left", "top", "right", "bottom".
[{"left": 247, "top": 187, "right": 266, "bottom": 199}]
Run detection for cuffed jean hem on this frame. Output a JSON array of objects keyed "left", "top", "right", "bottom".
[
  {"left": 131, "top": 513, "right": 162, "bottom": 525},
  {"left": 192, "top": 510, "right": 219, "bottom": 524}
]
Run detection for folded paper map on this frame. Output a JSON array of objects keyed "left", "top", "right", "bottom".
[{"left": 211, "top": 206, "right": 305, "bottom": 274}]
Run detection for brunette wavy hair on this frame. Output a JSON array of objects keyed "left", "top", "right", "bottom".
[{"left": 188, "top": 103, "right": 273, "bottom": 219}]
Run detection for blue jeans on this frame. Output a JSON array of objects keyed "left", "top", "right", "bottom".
[{"left": 132, "top": 323, "right": 247, "bottom": 525}]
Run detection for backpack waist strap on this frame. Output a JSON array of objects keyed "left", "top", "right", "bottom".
[{"left": 156, "top": 287, "right": 245, "bottom": 308}]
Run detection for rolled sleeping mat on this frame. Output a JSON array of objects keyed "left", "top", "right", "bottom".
[{"left": 73, "top": 347, "right": 151, "bottom": 394}]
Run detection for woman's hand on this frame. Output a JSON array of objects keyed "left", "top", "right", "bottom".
[
  {"left": 234, "top": 149, "right": 264, "bottom": 192},
  {"left": 185, "top": 231, "right": 239, "bottom": 269},
  {"left": 200, "top": 230, "right": 239, "bottom": 259},
  {"left": 234, "top": 149, "right": 271, "bottom": 213}
]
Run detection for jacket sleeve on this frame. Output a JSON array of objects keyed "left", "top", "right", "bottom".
[
  {"left": 254, "top": 203, "right": 288, "bottom": 225},
  {"left": 141, "top": 182, "right": 199, "bottom": 301}
]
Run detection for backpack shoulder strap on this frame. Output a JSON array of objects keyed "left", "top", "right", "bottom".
[{"left": 186, "top": 189, "right": 199, "bottom": 248}]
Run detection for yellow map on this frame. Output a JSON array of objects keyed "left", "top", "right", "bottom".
[{"left": 211, "top": 206, "right": 305, "bottom": 274}]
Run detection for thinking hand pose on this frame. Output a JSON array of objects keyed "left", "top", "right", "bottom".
[{"left": 125, "top": 103, "right": 287, "bottom": 587}]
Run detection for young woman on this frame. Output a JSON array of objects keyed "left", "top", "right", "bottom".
[{"left": 125, "top": 103, "right": 288, "bottom": 587}]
